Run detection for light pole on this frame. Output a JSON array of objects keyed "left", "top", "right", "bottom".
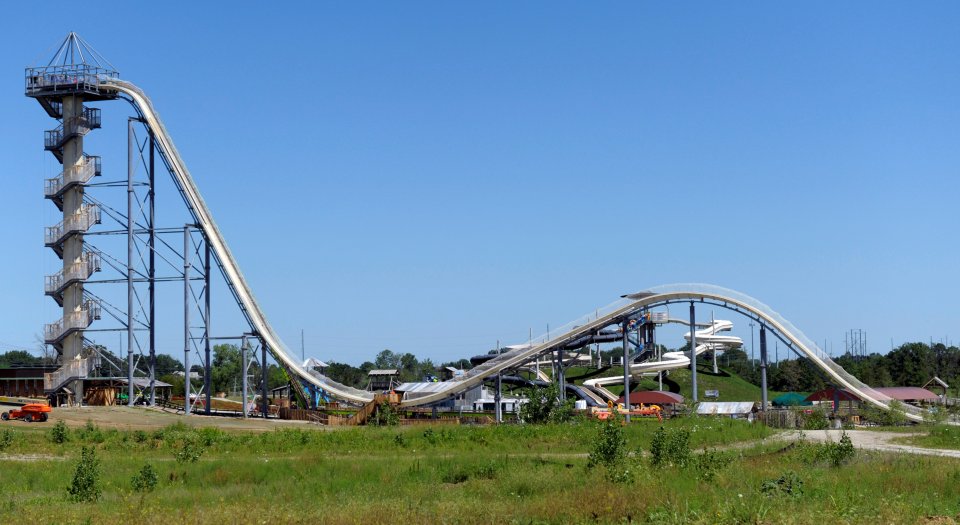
[{"left": 749, "top": 321, "right": 755, "bottom": 370}]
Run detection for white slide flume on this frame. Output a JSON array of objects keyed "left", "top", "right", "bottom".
[
  {"left": 99, "top": 78, "right": 944, "bottom": 422},
  {"left": 582, "top": 319, "right": 743, "bottom": 398}
]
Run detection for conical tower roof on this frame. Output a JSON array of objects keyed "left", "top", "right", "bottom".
[{"left": 43, "top": 32, "right": 118, "bottom": 74}]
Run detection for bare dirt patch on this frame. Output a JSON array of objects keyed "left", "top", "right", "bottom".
[{"left": 46, "top": 406, "right": 332, "bottom": 432}]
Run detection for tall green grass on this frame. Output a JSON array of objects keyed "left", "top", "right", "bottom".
[{"left": 0, "top": 420, "right": 955, "bottom": 524}]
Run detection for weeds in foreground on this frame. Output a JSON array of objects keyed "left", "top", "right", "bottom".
[
  {"left": 49, "top": 420, "right": 68, "bottom": 444},
  {"left": 0, "top": 428, "right": 14, "bottom": 451},
  {"left": 67, "top": 446, "right": 101, "bottom": 503},
  {"left": 131, "top": 463, "right": 158, "bottom": 493},
  {"left": 649, "top": 426, "right": 691, "bottom": 468},
  {"left": 760, "top": 470, "right": 804, "bottom": 498}
]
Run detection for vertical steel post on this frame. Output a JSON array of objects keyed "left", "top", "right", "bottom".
[
  {"left": 760, "top": 325, "right": 769, "bottom": 410},
  {"left": 654, "top": 324, "right": 662, "bottom": 391},
  {"left": 557, "top": 346, "right": 565, "bottom": 401},
  {"left": 690, "top": 302, "right": 698, "bottom": 403},
  {"left": 203, "top": 240, "right": 211, "bottom": 415},
  {"left": 494, "top": 372, "right": 502, "bottom": 424},
  {"left": 261, "top": 339, "right": 268, "bottom": 419},
  {"left": 241, "top": 336, "right": 248, "bottom": 419},
  {"left": 622, "top": 318, "right": 630, "bottom": 423},
  {"left": 148, "top": 129, "right": 156, "bottom": 406},
  {"left": 126, "top": 119, "right": 135, "bottom": 406},
  {"left": 183, "top": 225, "right": 191, "bottom": 416},
  {"left": 712, "top": 311, "right": 719, "bottom": 374}
]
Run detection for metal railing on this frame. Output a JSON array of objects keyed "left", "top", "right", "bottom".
[
  {"left": 45, "top": 204, "right": 100, "bottom": 246},
  {"left": 44, "top": 156, "right": 100, "bottom": 197},
  {"left": 43, "top": 299, "right": 101, "bottom": 344},
  {"left": 43, "top": 108, "right": 101, "bottom": 150},
  {"left": 44, "top": 352, "right": 101, "bottom": 393},
  {"left": 44, "top": 252, "right": 101, "bottom": 294},
  {"left": 25, "top": 64, "right": 119, "bottom": 97}
]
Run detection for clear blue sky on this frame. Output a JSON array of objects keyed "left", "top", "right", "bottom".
[{"left": 2, "top": 3, "right": 958, "bottom": 365}]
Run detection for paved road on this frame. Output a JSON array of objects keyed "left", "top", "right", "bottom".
[{"left": 778, "top": 429, "right": 960, "bottom": 459}]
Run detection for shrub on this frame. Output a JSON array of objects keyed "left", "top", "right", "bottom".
[
  {"left": 131, "top": 463, "right": 158, "bottom": 493},
  {"left": 175, "top": 440, "right": 204, "bottom": 464},
  {"left": 802, "top": 406, "right": 829, "bottom": 430},
  {"left": 649, "top": 426, "right": 691, "bottom": 468},
  {"left": 49, "top": 420, "right": 68, "bottom": 444},
  {"left": 518, "top": 382, "right": 575, "bottom": 424},
  {"left": 863, "top": 400, "right": 908, "bottom": 426},
  {"left": 694, "top": 448, "right": 731, "bottom": 481},
  {"left": 923, "top": 406, "right": 949, "bottom": 426},
  {"left": 826, "top": 432, "right": 855, "bottom": 467},
  {"left": 0, "top": 428, "right": 14, "bottom": 451},
  {"left": 588, "top": 411, "right": 626, "bottom": 470},
  {"left": 371, "top": 404, "right": 399, "bottom": 426},
  {"left": 68, "top": 446, "right": 101, "bottom": 502},
  {"left": 760, "top": 470, "right": 803, "bottom": 498}
]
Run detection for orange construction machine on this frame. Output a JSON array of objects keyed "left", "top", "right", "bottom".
[{"left": 1, "top": 404, "right": 52, "bottom": 423}]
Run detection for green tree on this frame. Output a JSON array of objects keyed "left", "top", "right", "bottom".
[
  {"left": 211, "top": 344, "right": 242, "bottom": 394},
  {"left": 0, "top": 350, "right": 40, "bottom": 368}
]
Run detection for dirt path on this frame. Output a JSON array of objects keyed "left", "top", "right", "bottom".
[
  {"left": 774, "top": 429, "right": 960, "bottom": 459},
  {"left": 45, "top": 406, "right": 334, "bottom": 432}
]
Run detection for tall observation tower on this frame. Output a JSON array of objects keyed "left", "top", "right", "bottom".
[{"left": 26, "top": 33, "right": 119, "bottom": 404}]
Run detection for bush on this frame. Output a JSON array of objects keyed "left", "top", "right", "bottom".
[
  {"left": 371, "top": 404, "right": 399, "bottom": 426},
  {"left": 68, "top": 446, "right": 101, "bottom": 502},
  {"left": 923, "top": 406, "right": 949, "bottom": 426},
  {"left": 518, "top": 382, "right": 575, "bottom": 424},
  {"left": 825, "top": 432, "right": 856, "bottom": 467},
  {"left": 131, "top": 463, "right": 158, "bottom": 493},
  {"left": 649, "top": 426, "right": 691, "bottom": 468},
  {"left": 175, "top": 440, "right": 204, "bottom": 464},
  {"left": 0, "top": 428, "right": 14, "bottom": 451},
  {"left": 802, "top": 406, "right": 829, "bottom": 430},
  {"left": 49, "top": 420, "right": 68, "bottom": 444},
  {"left": 694, "top": 448, "right": 731, "bottom": 481},
  {"left": 760, "top": 470, "right": 803, "bottom": 498},
  {"left": 863, "top": 400, "right": 908, "bottom": 426},
  {"left": 588, "top": 411, "right": 626, "bottom": 470}
]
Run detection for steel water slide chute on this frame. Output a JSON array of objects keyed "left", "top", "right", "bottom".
[
  {"left": 103, "top": 79, "right": 375, "bottom": 405},
  {"left": 102, "top": 80, "right": 936, "bottom": 422}
]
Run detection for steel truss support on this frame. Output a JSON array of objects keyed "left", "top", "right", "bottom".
[{"left": 148, "top": 129, "right": 156, "bottom": 405}]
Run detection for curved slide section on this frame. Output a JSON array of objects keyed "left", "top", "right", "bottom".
[
  {"left": 582, "top": 319, "right": 741, "bottom": 398},
  {"left": 103, "top": 79, "right": 375, "bottom": 404}
]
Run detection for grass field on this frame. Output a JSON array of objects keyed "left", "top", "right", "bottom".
[
  {"left": 0, "top": 412, "right": 958, "bottom": 524},
  {"left": 896, "top": 425, "right": 960, "bottom": 450}
]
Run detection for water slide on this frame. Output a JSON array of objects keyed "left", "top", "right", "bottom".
[
  {"left": 104, "top": 78, "right": 937, "bottom": 421},
  {"left": 582, "top": 319, "right": 742, "bottom": 399},
  {"left": 494, "top": 376, "right": 605, "bottom": 407}
]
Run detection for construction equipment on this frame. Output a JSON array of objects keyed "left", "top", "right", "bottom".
[{"left": 1, "top": 404, "right": 52, "bottom": 423}]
